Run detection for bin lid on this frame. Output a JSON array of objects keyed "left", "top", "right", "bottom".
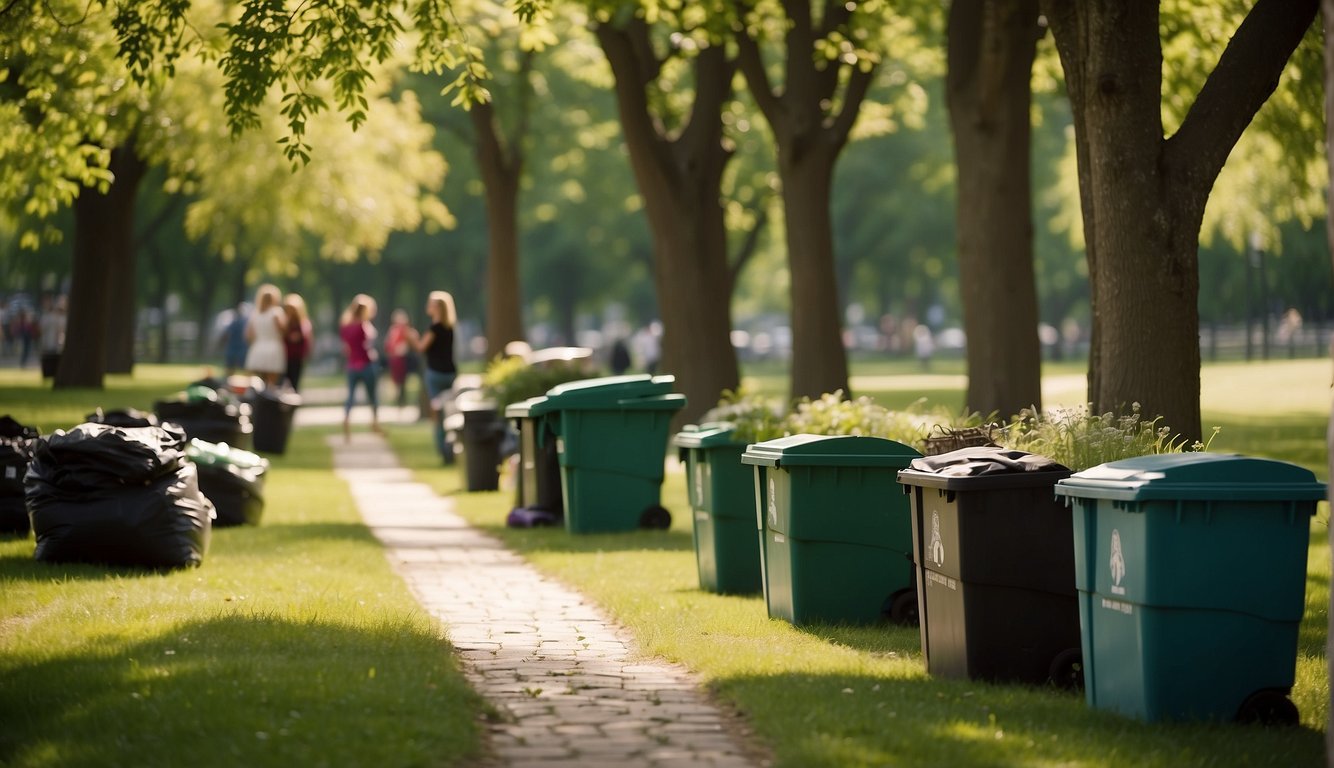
[
  {"left": 1053, "top": 452, "right": 1328, "bottom": 503},
  {"left": 741, "top": 433, "right": 921, "bottom": 468},
  {"left": 543, "top": 374, "right": 676, "bottom": 408},
  {"left": 615, "top": 393, "right": 686, "bottom": 411},
  {"left": 504, "top": 396, "right": 549, "bottom": 419},
  {"left": 897, "top": 446, "right": 1070, "bottom": 490},
  {"left": 671, "top": 422, "right": 737, "bottom": 449}
]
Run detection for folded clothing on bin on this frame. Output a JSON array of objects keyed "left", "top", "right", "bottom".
[{"left": 909, "top": 446, "right": 1068, "bottom": 477}]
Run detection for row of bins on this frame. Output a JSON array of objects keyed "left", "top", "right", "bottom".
[
  {"left": 503, "top": 374, "right": 685, "bottom": 533},
  {"left": 675, "top": 429, "right": 1325, "bottom": 726}
]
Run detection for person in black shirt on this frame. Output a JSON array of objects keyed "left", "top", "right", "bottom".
[{"left": 412, "top": 290, "right": 459, "bottom": 464}]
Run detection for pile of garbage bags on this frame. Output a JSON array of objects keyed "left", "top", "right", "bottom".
[
  {"left": 0, "top": 416, "right": 39, "bottom": 536},
  {"left": 25, "top": 422, "right": 215, "bottom": 569}
]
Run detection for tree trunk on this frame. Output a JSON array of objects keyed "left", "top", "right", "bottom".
[
  {"left": 780, "top": 147, "right": 850, "bottom": 400},
  {"left": 471, "top": 100, "right": 527, "bottom": 358},
  {"left": 735, "top": 2, "right": 875, "bottom": 401},
  {"left": 56, "top": 146, "right": 143, "bottom": 389},
  {"left": 947, "top": 0, "right": 1044, "bottom": 420},
  {"left": 597, "top": 21, "right": 741, "bottom": 425},
  {"left": 102, "top": 147, "right": 148, "bottom": 374},
  {"left": 1321, "top": 0, "right": 1334, "bottom": 757},
  {"left": 1045, "top": 0, "right": 1314, "bottom": 441}
]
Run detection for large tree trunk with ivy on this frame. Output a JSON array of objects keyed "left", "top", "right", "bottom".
[
  {"left": 471, "top": 85, "right": 528, "bottom": 358},
  {"left": 947, "top": 0, "right": 1044, "bottom": 420},
  {"left": 596, "top": 19, "right": 740, "bottom": 426},
  {"left": 1044, "top": 0, "right": 1314, "bottom": 441},
  {"left": 56, "top": 145, "right": 144, "bottom": 389}
]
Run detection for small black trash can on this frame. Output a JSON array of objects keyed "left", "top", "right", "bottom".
[
  {"left": 39, "top": 352, "right": 60, "bottom": 379},
  {"left": 155, "top": 382, "right": 253, "bottom": 449},
  {"left": 459, "top": 400, "right": 506, "bottom": 492},
  {"left": 249, "top": 389, "right": 301, "bottom": 454},
  {"left": 897, "top": 446, "right": 1080, "bottom": 686},
  {"left": 504, "top": 396, "right": 564, "bottom": 526}
]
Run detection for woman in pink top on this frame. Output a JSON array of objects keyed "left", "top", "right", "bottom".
[{"left": 338, "top": 293, "right": 381, "bottom": 441}]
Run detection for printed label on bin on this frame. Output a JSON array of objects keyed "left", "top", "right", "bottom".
[
  {"left": 928, "top": 511, "right": 945, "bottom": 567},
  {"left": 1109, "top": 529, "right": 1126, "bottom": 595},
  {"left": 925, "top": 570, "right": 957, "bottom": 591},
  {"left": 694, "top": 468, "right": 704, "bottom": 507},
  {"left": 1101, "top": 597, "right": 1133, "bottom": 615},
  {"left": 4, "top": 467, "right": 14, "bottom": 479},
  {"left": 767, "top": 476, "right": 778, "bottom": 528}
]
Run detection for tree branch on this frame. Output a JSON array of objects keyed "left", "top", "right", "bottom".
[
  {"left": 733, "top": 10, "right": 781, "bottom": 125},
  {"left": 829, "top": 61, "right": 875, "bottom": 144},
  {"left": 1167, "top": 0, "right": 1318, "bottom": 187}
]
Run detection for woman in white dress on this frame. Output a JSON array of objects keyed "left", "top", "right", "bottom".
[{"left": 244, "top": 284, "right": 287, "bottom": 387}]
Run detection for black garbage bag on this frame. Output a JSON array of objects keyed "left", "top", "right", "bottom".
[
  {"left": 907, "top": 445, "right": 1069, "bottom": 477},
  {"left": 26, "top": 423, "right": 215, "bottom": 568},
  {"left": 86, "top": 407, "right": 160, "bottom": 428},
  {"left": 0, "top": 416, "right": 39, "bottom": 536},
  {"left": 187, "top": 439, "right": 268, "bottom": 527},
  {"left": 155, "top": 384, "right": 254, "bottom": 448}
]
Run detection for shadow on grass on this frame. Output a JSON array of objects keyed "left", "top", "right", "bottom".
[
  {"left": 0, "top": 613, "right": 484, "bottom": 768},
  {"left": 713, "top": 668, "right": 1324, "bottom": 768},
  {"left": 0, "top": 549, "right": 191, "bottom": 583}
]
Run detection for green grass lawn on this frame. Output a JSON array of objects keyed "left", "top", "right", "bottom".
[
  {"left": 1, "top": 358, "right": 1330, "bottom": 767},
  {"left": 0, "top": 367, "right": 486, "bottom": 768}
]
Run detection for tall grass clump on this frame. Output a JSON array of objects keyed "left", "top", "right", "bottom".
[{"left": 1001, "top": 402, "right": 1219, "bottom": 471}]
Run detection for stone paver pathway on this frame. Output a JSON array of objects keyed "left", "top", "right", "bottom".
[{"left": 330, "top": 432, "right": 764, "bottom": 768}]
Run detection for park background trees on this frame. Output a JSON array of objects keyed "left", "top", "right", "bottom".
[{"left": 1, "top": 0, "right": 1330, "bottom": 440}]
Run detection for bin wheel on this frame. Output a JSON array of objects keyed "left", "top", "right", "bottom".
[
  {"left": 1236, "top": 689, "right": 1299, "bottom": 726},
  {"left": 1047, "top": 648, "right": 1084, "bottom": 691},
  {"left": 639, "top": 505, "right": 671, "bottom": 530},
  {"left": 884, "top": 589, "right": 919, "bottom": 627}
]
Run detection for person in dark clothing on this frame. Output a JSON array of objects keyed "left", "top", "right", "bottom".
[
  {"left": 412, "top": 290, "right": 458, "bottom": 464},
  {"left": 610, "top": 337, "right": 631, "bottom": 375}
]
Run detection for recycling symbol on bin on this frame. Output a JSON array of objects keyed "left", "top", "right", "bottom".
[
  {"left": 1109, "top": 528, "right": 1126, "bottom": 587},
  {"left": 928, "top": 511, "right": 945, "bottom": 567}
]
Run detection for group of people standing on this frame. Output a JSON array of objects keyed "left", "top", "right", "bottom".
[
  {"left": 221, "top": 285, "right": 459, "bottom": 461},
  {"left": 231, "top": 284, "right": 315, "bottom": 392},
  {"left": 336, "top": 291, "right": 458, "bottom": 460}
]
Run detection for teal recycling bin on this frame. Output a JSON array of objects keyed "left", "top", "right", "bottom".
[
  {"left": 1055, "top": 453, "right": 1326, "bottom": 724},
  {"left": 542, "top": 375, "right": 686, "bottom": 533},
  {"left": 672, "top": 423, "right": 762, "bottom": 594},
  {"left": 505, "top": 396, "right": 564, "bottom": 526},
  {"left": 741, "top": 434, "right": 921, "bottom": 626}
]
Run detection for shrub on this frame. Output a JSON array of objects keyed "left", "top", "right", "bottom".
[
  {"left": 783, "top": 391, "right": 927, "bottom": 447},
  {"left": 700, "top": 388, "right": 788, "bottom": 444},
  {"left": 481, "top": 355, "right": 602, "bottom": 411}
]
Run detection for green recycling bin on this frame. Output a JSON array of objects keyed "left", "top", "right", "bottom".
[
  {"left": 505, "top": 396, "right": 564, "bottom": 526},
  {"left": 672, "top": 423, "right": 762, "bottom": 594},
  {"left": 741, "top": 434, "right": 921, "bottom": 626},
  {"left": 1054, "top": 453, "right": 1326, "bottom": 724},
  {"left": 543, "top": 375, "right": 686, "bottom": 533}
]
